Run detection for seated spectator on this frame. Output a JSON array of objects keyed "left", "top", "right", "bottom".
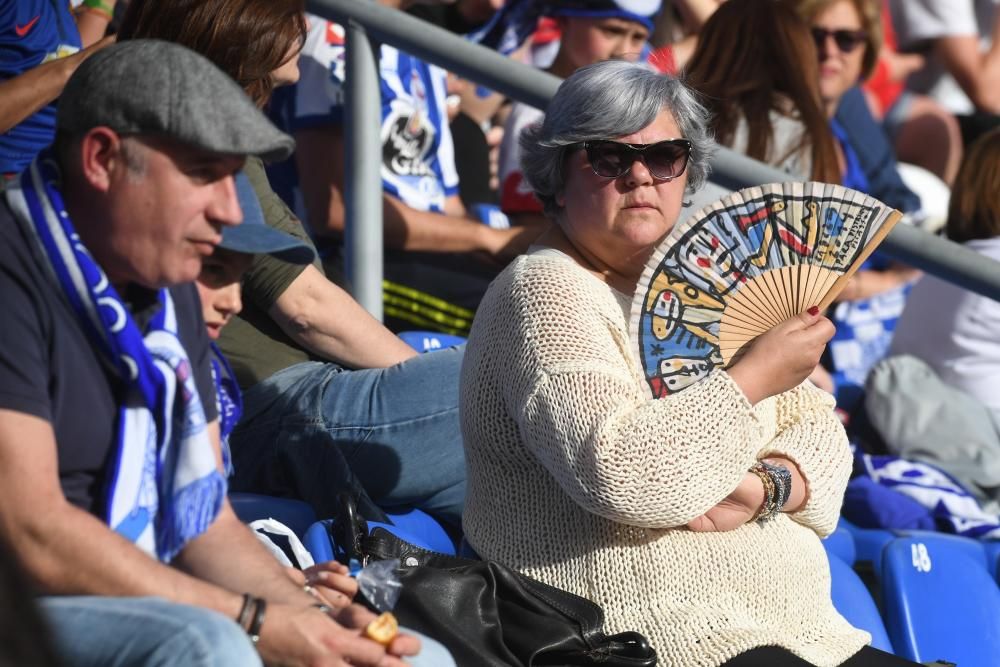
[
  {"left": 119, "top": 0, "right": 468, "bottom": 528},
  {"left": 268, "top": 0, "right": 538, "bottom": 335},
  {"left": 782, "top": 0, "right": 927, "bottom": 213},
  {"left": 783, "top": 0, "right": 922, "bottom": 407},
  {"left": 499, "top": 0, "right": 662, "bottom": 228},
  {"left": 0, "top": 0, "right": 116, "bottom": 178},
  {"left": 890, "top": 127, "right": 1000, "bottom": 412},
  {"left": 863, "top": 0, "right": 962, "bottom": 186},
  {"left": 888, "top": 0, "right": 1000, "bottom": 145},
  {"left": 685, "top": 0, "right": 842, "bottom": 184},
  {"left": 0, "top": 39, "right": 428, "bottom": 667},
  {"left": 462, "top": 59, "right": 920, "bottom": 667}
]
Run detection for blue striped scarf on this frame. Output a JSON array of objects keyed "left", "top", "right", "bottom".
[{"left": 5, "top": 151, "right": 226, "bottom": 562}]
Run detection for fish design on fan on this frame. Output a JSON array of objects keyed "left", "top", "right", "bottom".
[{"left": 629, "top": 182, "right": 902, "bottom": 398}]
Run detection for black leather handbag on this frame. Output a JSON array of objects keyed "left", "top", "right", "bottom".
[{"left": 351, "top": 524, "right": 658, "bottom": 667}]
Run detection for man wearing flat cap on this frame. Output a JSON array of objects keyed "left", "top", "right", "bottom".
[{"left": 0, "top": 40, "right": 428, "bottom": 667}]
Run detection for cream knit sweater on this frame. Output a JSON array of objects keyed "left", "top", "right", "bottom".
[{"left": 460, "top": 251, "right": 869, "bottom": 667}]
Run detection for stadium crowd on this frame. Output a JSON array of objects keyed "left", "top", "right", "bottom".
[{"left": 0, "top": 0, "right": 997, "bottom": 665}]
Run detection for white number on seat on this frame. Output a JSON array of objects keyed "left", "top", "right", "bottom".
[{"left": 910, "top": 543, "right": 932, "bottom": 572}]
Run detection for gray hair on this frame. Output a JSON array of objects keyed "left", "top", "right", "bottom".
[{"left": 519, "top": 60, "right": 716, "bottom": 219}]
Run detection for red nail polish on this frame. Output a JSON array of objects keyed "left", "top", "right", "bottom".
[{"left": 807, "top": 306, "right": 819, "bottom": 316}]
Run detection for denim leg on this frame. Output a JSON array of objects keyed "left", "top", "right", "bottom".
[
  {"left": 317, "top": 345, "right": 466, "bottom": 525},
  {"left": 232, "top": 347, "right": 466, "bottom": 526},
  {"left": 39, "top": 596, "right": 261, "bottom": 667}
]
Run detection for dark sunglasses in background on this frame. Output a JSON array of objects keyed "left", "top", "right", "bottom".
[
  {"left": 579, "top": 139, "right": 692, "bottom": 181},
  {"left": 810, "top": 26, "right": 868, "bottom": 54}
]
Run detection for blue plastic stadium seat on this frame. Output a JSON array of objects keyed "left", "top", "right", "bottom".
[
  {"left": 827, "top": 554, "right": 893, "bottom": 653},
  {"left": 880, "top": 534, "right": 1000, "bottom": 665},
  {"left": 229, "top": 492, "right": 317, "bottom": 539},
  {"left": 838, "top": 518, "right": 894, "bottom": 570},
  {"left": 823, "top": 521, "right": 857, "bottom": 565},
  {"left": 397, "top": 330, "right": 466, "bottom": 353},
  {"left": 303, "top": 508, "right": 456, "bottom": 567},
  {"left": 984, "top": 541, "right": 1000, "bottom": 583}
]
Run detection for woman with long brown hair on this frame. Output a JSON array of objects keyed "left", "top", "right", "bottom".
[
  {"left": 117, "top": 0, "right": 307, "bottom": 107},
  {"left": 684, "top": 0, "right": 841, "bottom": 184}
]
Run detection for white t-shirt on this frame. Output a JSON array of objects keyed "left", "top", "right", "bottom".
[
  {"left": 889, "top": 236, "right": 1000, "bottom": 410},
  {"left": 498, "top": 101, "right": 545, "bottom": 214},
  {"left": 283, "top": 15, "right": 459, "bottom": 213},
  {"left": 889, "top": 0, "right": 999, "bottom": 114}
]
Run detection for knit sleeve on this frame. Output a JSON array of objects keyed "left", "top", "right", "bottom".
[
  {"left": 757, "top": 383, "right": 852, "bottom": 536},
  {"left": 507, "top": 263, "right": 766, "bottom": 528}
]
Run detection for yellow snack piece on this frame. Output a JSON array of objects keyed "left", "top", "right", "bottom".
[{"left": 364, "top": 611, "right": 399, "bottom": 646}]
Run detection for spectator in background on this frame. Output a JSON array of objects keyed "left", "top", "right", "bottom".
[
  {"left": 269, "top": 0, "right": 538, "bottom": 337},
  {"left": 863, "top": 0, "right": 962, "bottom": 186},
  {"left": 119, "top": 0, "right": 468, "bottom": 529},
  {"left": 890, "top": 127, "right": 1000, "bottom": 412},
  {"left": 685, "top": 0, "right": 841, "bottom": 184},
  {"left": 499, "top": 0, "right": 662, "bottom": 228},
  {"left": 0, "top": 38, "right": 422, "bottom": 667},
  {"left": 783, "top": 0, "right": 922, "bottom": 408},
  {"left": 783, "top": 0, "right": 937, "bottom": 214},
  {"left": 0, "top": 0, "right": 116, "bottom": 178},
  {"left": 647, "top": 0, "right": 724, "bottom": 73},
  {"left": 888, "top": 0, "right": 1000, "bottom": 145}
]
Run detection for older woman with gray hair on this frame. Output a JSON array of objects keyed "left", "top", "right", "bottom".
[{"left": 460, "top": 60, "right": 917, "bottom": 667}]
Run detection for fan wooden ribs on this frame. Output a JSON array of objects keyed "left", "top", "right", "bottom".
[{"left": 630, "top": 182, "right": 902, "bottom": 398}]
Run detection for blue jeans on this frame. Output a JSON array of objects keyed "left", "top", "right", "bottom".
[
  {"left": 40, "top": 596, "right": 456, "bottom": 667},
  {"left": 230, "top": 346, "right": 466, "bottom": 526},
  {"left": 40, "top": 596, "right": 261, "bottom": 667}
]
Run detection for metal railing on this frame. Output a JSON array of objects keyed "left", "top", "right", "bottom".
[{"left": 306, "top": 0, "right": 1000, "bottom": 316}]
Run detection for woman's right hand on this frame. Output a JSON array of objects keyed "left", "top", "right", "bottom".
[{"left": 727, "top": 308, "right": 835, "bottom": 405}]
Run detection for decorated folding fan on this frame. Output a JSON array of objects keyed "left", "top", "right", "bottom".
[{"left": 629, "top": 182, "right": 902, "bottom": 398}]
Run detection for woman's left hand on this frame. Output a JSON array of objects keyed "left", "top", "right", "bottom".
[{"left": 687, "top": 472, "right": 764, "bottom": 532}]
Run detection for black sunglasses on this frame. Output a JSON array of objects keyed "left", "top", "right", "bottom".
[
  {"left": 578, "top": 139, "right": 692, "bottom": 181},
  {"left": 810, "top": 27, "right": 868, "bottom": 54}
]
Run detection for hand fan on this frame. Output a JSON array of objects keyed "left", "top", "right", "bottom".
[{"left": 629, "top": 182, "right": 902, "bottom": 398}]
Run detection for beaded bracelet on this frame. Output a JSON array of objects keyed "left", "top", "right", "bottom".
[
  {"left": 750, "top": 461, "right": 793, "bottom": 522},
  {"left": 749, "top": 463, "right": 778, "bottom": 522}
]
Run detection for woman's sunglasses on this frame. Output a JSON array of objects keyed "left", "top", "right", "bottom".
[
  {"left": 810, "top": 27, "right": 868, "bottom": 54},
  {"left": 578, "top": 139, "right": 692, "bottom": 181}
]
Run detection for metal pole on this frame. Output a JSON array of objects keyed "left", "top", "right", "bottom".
[
  {"left": 343, "top": 16, "right": 383, "bottom": 319},
  {"left": 307, "top": 0, "right": 561, "bottom": 110}
]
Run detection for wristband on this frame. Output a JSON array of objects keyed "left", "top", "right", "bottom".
[
  {"left": 235, "top": 593, "right": 254, "bottom": 631},
  {"left": 470, "top": 203, "right": 511, "bottom": 230},
  {"left": 81, "top": 0, "right": 114, "bottom": 20},
  {"left": 247, "top": 598, "right": 267, "bottom": 644}
]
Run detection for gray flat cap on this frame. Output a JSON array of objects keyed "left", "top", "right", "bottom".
[{"left": 57, "top": 40, "right": 294, "bottom": 162}]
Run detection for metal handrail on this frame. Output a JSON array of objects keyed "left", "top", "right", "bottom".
[{"left": 306, "top": 0, "right": 1000, "bottom": 309}]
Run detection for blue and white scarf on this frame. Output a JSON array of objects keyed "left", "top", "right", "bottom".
[
  {"left": 210, "top": 343, "right": 242, "bottom": 477},
  {"left": 859, "top": 452, "right": 1000, "bottom": 540},
  {"left": 5, "top": 151, "right": 226, "bottom": 562}
]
